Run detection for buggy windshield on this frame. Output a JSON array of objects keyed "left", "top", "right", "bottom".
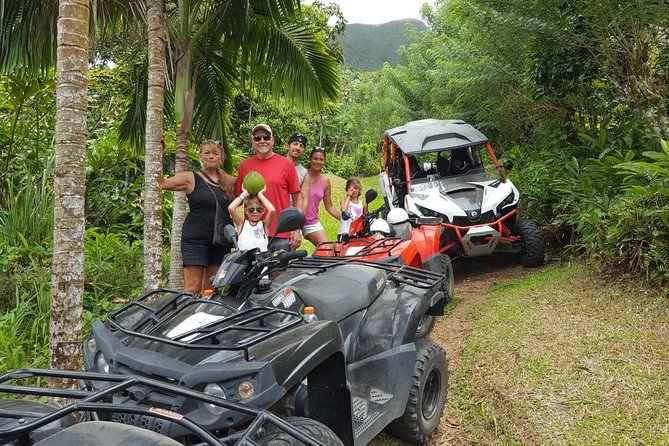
[{"left": 410, "top": 168, "right": 490, "bottom": 194}]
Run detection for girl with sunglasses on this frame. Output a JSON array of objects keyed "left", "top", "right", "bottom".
[
  {"left": 228, "top": 185, "right": 275, "bottom": 252},
  {"left": 300, "top": 147, "right": 341, "bottom": 245}
]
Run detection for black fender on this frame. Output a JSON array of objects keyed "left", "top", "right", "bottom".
[
  {"left": 253, "top": 321, "right": 354, "bottom": 446},
  {"left": 350, "top": 284, "right": 444, "bottom": 362}
]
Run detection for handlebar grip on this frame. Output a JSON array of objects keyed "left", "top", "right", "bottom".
[{"left": 281, "top": 250, "right": 307, "bottom": 262}]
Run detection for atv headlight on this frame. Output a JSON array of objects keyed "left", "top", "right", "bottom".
[
  {"left": 203, "top": 383, "right": 227, "bottom": 415},
  {"left": 95, "top": 352, "right": 110, "bottom": 373}
]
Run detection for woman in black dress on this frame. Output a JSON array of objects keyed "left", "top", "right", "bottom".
[{"left": 161, "top": 139, "right": 236, "bottom": 293}]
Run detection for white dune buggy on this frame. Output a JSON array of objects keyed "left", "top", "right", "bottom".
[{"left": 378, "top": 119, "right": 545, "bottom": 267}]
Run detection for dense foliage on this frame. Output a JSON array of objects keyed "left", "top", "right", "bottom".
[{"left": 0, "top": 0, "right": 668, "bottom": 370}]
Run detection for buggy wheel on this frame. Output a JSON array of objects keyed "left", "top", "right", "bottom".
[
  {"left": 385, "top": 339, "right": 448, "bottom": 443},
  {"left": 257, "top": 416, "right": 343, "bottom": 446},
  {"left": 514, "top": 219, "right": 545, "bottom": 267}
]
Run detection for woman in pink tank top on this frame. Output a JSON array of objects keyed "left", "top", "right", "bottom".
[{"left": 300, "top": 147, "right": 341, "bottom": 245}]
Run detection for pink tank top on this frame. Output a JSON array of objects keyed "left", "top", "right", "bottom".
[{"left": 305, "top": 176, "right": 324, "bottom": 225}]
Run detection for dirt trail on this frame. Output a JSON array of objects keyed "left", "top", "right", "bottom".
[{"left": 429, "top": 256, "right": 535, "bottom": 445}]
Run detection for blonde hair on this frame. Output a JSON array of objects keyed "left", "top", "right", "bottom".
[{"left": 200, "top": 139, "right": 234, "bottom": 200}]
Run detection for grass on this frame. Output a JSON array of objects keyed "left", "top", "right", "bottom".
[
  {"left": 299, "top": 173, "right": 382, "bottom": 252},
  {"left": 450, "top": 264, "right": 669, "bottom": 445}
]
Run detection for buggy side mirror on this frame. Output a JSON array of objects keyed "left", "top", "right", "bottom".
[
  {"left": 275, "top": 207, "right": 305, "bottom": 234},
  {"left": 365, "top": 189, "right": 378, "bottom": 204},
  {"left": 503, "top": 160, "right": 513, "bottom": 171}
]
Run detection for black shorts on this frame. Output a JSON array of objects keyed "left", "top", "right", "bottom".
[{"left": 181, "top": 239, "right": 230, "bottom": 266}]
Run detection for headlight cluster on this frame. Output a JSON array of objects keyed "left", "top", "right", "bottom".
[
  {"left": 415, "top": 204, "right": 441, "bottom": 218},
  {"left": 202, "top": 380, "right": 255, "bottom": 415},
  {"left": 499, "top": 192, "right": 516, "bottom": 209}
]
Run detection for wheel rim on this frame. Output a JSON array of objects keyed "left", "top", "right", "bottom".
[{"left": 421, "top": 367, "right": 441, "bottom": 420}]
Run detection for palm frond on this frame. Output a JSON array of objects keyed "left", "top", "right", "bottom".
[{"left": 244, "top": 17, "right": 340, "bottom": 110}]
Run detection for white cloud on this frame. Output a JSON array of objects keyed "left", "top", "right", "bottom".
[{"left": 303, "top": 0, "right": 434, "bottom": 25}]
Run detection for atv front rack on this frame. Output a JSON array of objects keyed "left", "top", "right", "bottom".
[
  {"left": 289, "top": 256, "right": 444, "bottom": 289},
  {"left": 0, "top": 368, "right": 324, "bottom": 446},
  {"left": 108, "top": 289, "right": 303, "bottom": 360}
]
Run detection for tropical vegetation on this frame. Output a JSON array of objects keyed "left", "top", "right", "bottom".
[{"left": 0, "top": 0, "right": 667, "bottom": 382}]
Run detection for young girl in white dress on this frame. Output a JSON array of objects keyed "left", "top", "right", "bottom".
[
  {"left": 228, "top": 186, "right": 275, "bottom": 251},
  {"left": 338, "top": 177, "right": 368, "bottom": 241}
]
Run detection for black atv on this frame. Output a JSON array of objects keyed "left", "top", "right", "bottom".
[
  {"left": 83, "top": 208, "right": 449, "bottom": 445},
  {"left": 0, "top": 368, "right": 330, "bottom": 445}
]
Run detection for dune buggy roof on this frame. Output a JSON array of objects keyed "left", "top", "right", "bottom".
[{"left": 385, "top": 119, "right": 489, "bottom": 154}]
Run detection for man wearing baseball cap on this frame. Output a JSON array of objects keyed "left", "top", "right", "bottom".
[
  {"left": 236, "top": 124, "right": 302, "bottom": 252},
  {"left": 286, "top": 132, "right": 308, "bottom": 185}
]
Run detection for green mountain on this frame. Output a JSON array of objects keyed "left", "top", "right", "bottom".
[{"left": 339, "top": 19, "right": 426, "bottom": 72}]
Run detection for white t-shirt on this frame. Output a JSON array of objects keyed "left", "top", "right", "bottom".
[
  {"left": 237, "top": 220, "right": 268, "bottom": 251},
  {"left": 338, "top": 200, "right": 364, "bottom": 235}
]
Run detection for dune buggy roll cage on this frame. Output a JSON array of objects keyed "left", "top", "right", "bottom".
[{"left": 0, "top": 368, "right": 325, "bottom": 446}]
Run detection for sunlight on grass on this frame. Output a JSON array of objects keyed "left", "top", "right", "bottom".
[{"left": 451, "top": 264, "right": 669, "bottom": 445}]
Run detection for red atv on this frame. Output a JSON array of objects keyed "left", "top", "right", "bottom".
[{"left": 313, "top": 190, "right": 453, "bottom": 337}]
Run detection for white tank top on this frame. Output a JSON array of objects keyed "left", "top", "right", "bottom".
[
  {"left": 237, "top": 221, "right": 268, "bottom": 251},
  {"left": 338, "top": 200, "right": 364, "bottom": 235}
]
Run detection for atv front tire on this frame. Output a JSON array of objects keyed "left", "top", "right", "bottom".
[
  {"left": 34, "top": 421, "right": 182, "bottom": 445},
  {"left": 385, "top": 339, "right": 448, "bottom": 443},
  {"left": 257, "top": 416, "right": 343, "bottom": 446},
  {"left": 515, "top": 219, "right": 545, "bottom": 267}
]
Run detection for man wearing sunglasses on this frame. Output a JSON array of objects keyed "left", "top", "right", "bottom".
[{"left": 236, "top": 124, "right": 303, "bottom": 252}]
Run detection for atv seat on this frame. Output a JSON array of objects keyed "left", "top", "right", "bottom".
[{"left": 291, "top": 264, "right": 387, "bottom": 322}]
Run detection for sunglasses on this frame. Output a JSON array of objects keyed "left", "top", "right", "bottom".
[
  {"left": 253, "top": 135, "right": 272, "bottom": 142},
  {"left": 313, "top": 146, "right": 326, "bottom": 152},
  {"left": 204, "top": 139, "right": 222, "bottom": 146},
  {"left": 246, "top": 207, "right": 264, "bottom": 214}
]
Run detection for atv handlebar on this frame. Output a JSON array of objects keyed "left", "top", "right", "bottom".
[{"left": 280, "top": 249, "right": 308, "bottom": 263}]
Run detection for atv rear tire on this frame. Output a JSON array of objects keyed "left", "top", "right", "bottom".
[
  {"left": 415, "top": 315, "right": 436, "bottom": 339},
  {"left": 515, "top": 219, "right": 545, "bottom": 267},
  {"left": 440, "top": 254, "right": 454, "bottom": 303},
  {"left": 416, "top": 254, "right": 453, "bottom": 338},
  {"left": 385, "top": 339, "right": 448, "bottom": 443},
  {"left": 257, "top": 416, "right": 343, "bottom": 446}
]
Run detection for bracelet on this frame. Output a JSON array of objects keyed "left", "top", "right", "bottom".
[{"left": 239, "top": 194, "right": 246, "bottom": 202}]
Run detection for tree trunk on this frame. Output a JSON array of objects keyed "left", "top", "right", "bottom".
[
  {"left": 143, "top": 0, "right": 167, "bottom": 291},
  {"left": 49, "top": 0, "right": 89, "bottom": 388},
  {"left": 168, "top": 57, "right": 195, "bottom": 289}
]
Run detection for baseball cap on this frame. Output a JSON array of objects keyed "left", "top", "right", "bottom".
[
  {"left": 289, "top": 133, "right": 307, "bottom": 146},
  {"left": 251, "top": 123, "right": 272, "bottom": 136}
]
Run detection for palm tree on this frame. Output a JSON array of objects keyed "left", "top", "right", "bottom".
[
  {"left": 143, "top": 0, "right": 167, "bottom": 290},
  {"left": 49, "top": 0, "right": 89, "bottom": 384},
  {"left": 1, "top": 0, "right": 142, "bottom": 378},
  {"left": 121, "top": 0, "right": 341, "bottom": 288}
]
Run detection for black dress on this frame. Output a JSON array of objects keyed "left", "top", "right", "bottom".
[{"left": 181, "top": 173, "right": 232, "bottom": 266}]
